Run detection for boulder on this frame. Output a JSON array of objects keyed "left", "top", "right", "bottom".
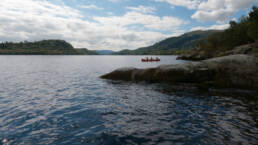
[{"left": 101, "top": 55, "right": 258, "bottom": 90}]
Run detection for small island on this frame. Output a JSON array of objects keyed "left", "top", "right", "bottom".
[{"left": 0, "top": 40, "right": 98, "bottom": 55}]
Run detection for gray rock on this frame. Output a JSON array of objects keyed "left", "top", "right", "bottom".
[
  {"left": 221, "top": 43, "right": 253, "bottom": 56},
  {"left": 101, "top": 55, "right": 258, "bottom": 90},
  {"left": 177, "top": 41, "right": 258, "bottom": 61}
]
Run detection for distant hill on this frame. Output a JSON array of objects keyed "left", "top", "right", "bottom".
[
  {"left": 95, "top": 50, "right": 115, "bottom": 55},
  {"left": 114, "top": 30, "right": 218, "bottom": 55},
  {"left": 0, "top": 40, "right": 98, "bottom": 55}
]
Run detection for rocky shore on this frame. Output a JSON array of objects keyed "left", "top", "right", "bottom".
[{"left": 101, "top": 55, "right": 258, "bottom": 91}]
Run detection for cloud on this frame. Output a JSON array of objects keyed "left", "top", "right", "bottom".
[
  {"left": 0, "top": 0, "right": 186, "bottom": 51},
  {"left": 126, "top": 5, "right": 156, "bottom": 14},
  {"left": 192, "top": 0, "right": 258, "bottom": 22},
  {"left": 5, "top": 0, "right": 249, "bottom": 51},
  {"left": 190, "top": 24, "right": 230, "bottom": 31},
  {"left": 80, "top": 4, "right": 103, "bottom": 10},
  {"left": 192, "top": 9, "right": 235, "bottom": 22},
  {"left": 0, "top": 0, "right": 83, "bottom": 40},
  {"left": 154, "top": 0, "right": 257, "bottom": 22},
  {"left": 154, "top": 0, "right": 201, "bottom": 9},
  {"left": 93, "top": 11, "right": 186, "bottom": 31}
]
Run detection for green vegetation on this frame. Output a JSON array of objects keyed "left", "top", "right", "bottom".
[
  {"left": 0, "top": 40, "right": 98, "bottom": 55},
  {"left": 76, "top": 48, "right": 99, "bottom": 55},
  {"left": 114, "top": 30, "right": 218, "bottom": 55},
  {"left": 192, "top": 6, "right": 258, "bottom": 58}
]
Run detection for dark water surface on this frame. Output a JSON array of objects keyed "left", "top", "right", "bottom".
[{"left": 0, "top": 56, "right": 257, "bottom": 145}]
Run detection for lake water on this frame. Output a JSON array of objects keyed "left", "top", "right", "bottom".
[{"left": 0, "top": 56, "right": 257, "bottom": 145}]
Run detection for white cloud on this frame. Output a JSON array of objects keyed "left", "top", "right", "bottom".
[
  {"left": 190, "top": 24, "right": 230, "bottom": 31},
  {"left": 0, "top": 0, "right": 186, "bottom": 51},
  {"left": 154, "top": 0, "right": 257, "bottom": 22},
  {"left": 93, "top": 11, "right": 186, "bottom": 31},
  {"left": 126, "top": 5, "right": 156, "bottom": 14},
  {"left": 192, "top": 0, "right": 258, "bottom": 22},
  {"left": 154, "top": 0, "right": 201, "bottom": 9},
  {"left": 192, "top": 9, "right": 235, "bottom": 22},
  {"left": 80, "top": 4, "right": 103, "bottom": 10}
]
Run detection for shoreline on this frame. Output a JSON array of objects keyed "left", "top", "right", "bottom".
[{"left": 101, "top": 54, "right": 258, "bottom": 96}]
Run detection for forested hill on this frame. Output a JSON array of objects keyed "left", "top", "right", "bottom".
[
  {"left": 0, "top": 40, "right": 98, "bottom": 55},
  {"left": 178, "top": 6, "right": 258, "bottom": 60},
  {"left": 114, "top": 30, "right": 218, "bottom": 55}
]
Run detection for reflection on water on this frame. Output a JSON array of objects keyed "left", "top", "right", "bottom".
[{"left": 0, "top": 56, "right": 257, "bottom": 145}]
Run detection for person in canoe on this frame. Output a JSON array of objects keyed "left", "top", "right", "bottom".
[{"left": 141, "top": 57, "right": 160, "bottom": 62}]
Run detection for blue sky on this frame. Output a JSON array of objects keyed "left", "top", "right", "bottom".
[{"left": 0, "top": 0, "right": 258, "bottom": 50}]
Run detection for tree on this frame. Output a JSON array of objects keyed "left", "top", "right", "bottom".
[
  {"left": 247, "top": 6, "right": 258, "bottom": 41},
  {"left": 229, "top": 20, "right": 237, "bottom": 28},
  {"left": 247, "top": 22, "right": 258, "bottom": 41},
  {"left": 249, "top": 6, "right": 258, "bottom": 21}
]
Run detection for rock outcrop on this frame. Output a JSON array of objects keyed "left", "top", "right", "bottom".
[
  {"left": 177, "top": 41, "right": 258, "bottom": 61},
  {"left": 101, "top": 55, "right": 258, "bottom": 90}
]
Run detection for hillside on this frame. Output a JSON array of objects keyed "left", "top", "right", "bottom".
[
  {"left": 76, "top": 48, "right": 99, "bottom": 55},
  {"left": 0, "top": 40, "right": 98, "bottom": 55},
  {"left": 114, "top": 30, "right": 218, "bottom": 55},
  {"left": 178, "top": 6, "right": 258, "bottom": 60}
]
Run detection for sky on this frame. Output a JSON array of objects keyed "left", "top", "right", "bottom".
[{"left": 0, "top": 0, "right": 258, "bottom": 51}]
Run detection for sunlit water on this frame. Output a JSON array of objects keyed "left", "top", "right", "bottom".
[{"left": 0, "top": 56, "right": 257, "bottom": 145}]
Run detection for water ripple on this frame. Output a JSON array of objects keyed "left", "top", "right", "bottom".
[{"left": 0, "top": 56, "right": 257, "bottom": 145}]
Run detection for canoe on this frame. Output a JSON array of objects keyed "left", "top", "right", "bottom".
[{"left": 141, "top": 58, "right": 160, "bottom": 62}]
